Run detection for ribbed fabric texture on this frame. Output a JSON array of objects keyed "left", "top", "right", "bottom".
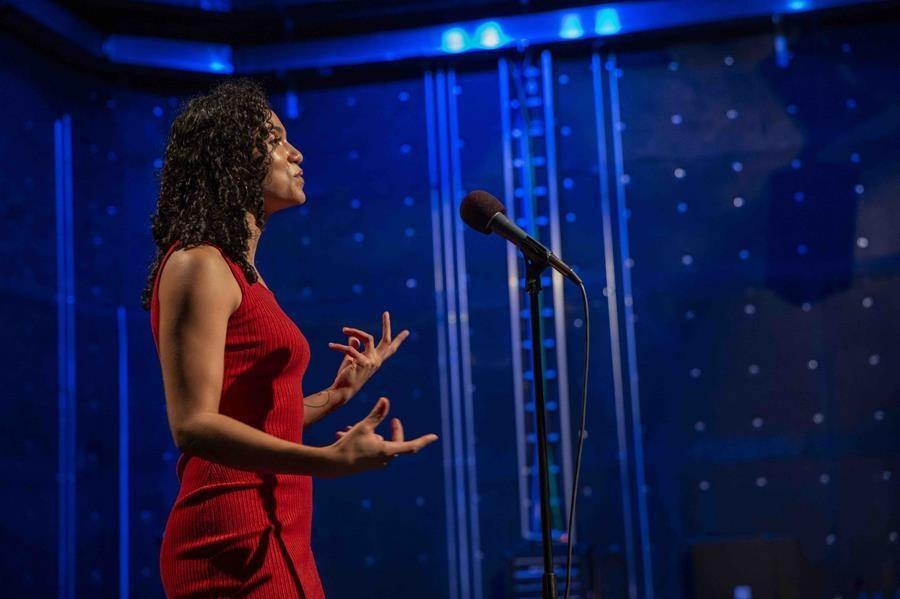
[{"left": 150, "top": 239, "right": 325, "bottom": 598}]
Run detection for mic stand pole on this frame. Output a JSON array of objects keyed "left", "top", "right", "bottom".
[{"left": 525, "top": 256, "right": 558, "bottom": 599}]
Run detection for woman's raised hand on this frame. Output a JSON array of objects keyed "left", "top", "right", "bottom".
[{"left": 323, "top": 397, "right": 438, "bottom": 478}]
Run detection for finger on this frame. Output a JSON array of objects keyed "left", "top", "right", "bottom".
[
  {"left": 375, "top": 434, "right": 384, "bottom": 441},
  {"left": 384, "top": 433, "right": 439, "bottom": 455},
  {"left": 349, "top": 336, "right": 361, "bottom": 349},
  {"left": 342, "top": 327, "right": 376, "bottom": 354},
  {"left": 336, "top": 430, "right": 348, "bottom": 439},
  {"left": 391, "top": 417, "right": 405, "bottom": 443},
  {"left": 381, "top": 311, "right": 392, "bottom": 346},
  {"left": 361, "top": 397, "right": 390, "bottom": 431},
  {"left": 389, "top": 329, "right": 410, "bottom": 354},
  {"left": 328, "top": 342, "right": 368, "bottom": 363}
]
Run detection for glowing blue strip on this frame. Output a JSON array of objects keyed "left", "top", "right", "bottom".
[
  {"left": 234, "top": 0, "right": 880, "bottom": 71},
  {"left": 447, "top": 68, "right": 484, "bottom": 599},
  {"left": 498, "top": 57, "right": 530, "bottom": 542},
  {"left": 437, "top": 69, "right": 473, "bottom": 599},
  {"left": 118, "top": 306, "right": 130, "bottom": 599},
  {"left": 540, "top": 49, "right": 575, "bottom": 543},
  {"left": 7, "top": 0, "right": 883, "bottom": 73},
  {"left": 103, "top": 35, "right": 234, "bottom": 74},
  {"left": 591, "top": 53, "right": 638, "bottom": 599},
  {"left": 425, "top": 70, "right": 460, "bottom": 599},
  {"left": 608, "top": 52, "right": 654, "bottom": 598},
  {"left": 55, "top": 114, "right": 76, "bottom": 599}
]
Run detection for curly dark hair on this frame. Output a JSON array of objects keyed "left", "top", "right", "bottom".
[{"left": 139, "top": 77, "right": 277, "bottom": 312}]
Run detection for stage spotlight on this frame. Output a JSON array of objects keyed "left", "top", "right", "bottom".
[
  {"left": 560, "top": 14, "right": 585, "bottom": 39},
  {"left": 595, "top": 8, "right": 622, "bottom": 35}
]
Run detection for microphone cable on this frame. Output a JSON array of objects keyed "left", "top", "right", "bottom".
[{"left": 564, "top": 281, "right": 590, "bottom": 599}]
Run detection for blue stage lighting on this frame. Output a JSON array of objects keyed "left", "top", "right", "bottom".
[
  {"left": 595, "top": 8, "right": 622, "bottom": 35},
  {"left": 787, "top": 0, "right": 812, "bottom": 9},
  {"left": 560, "top": 14, "right": 585, "bottom": 39},
  {"left": 475, "top": 21, "right": 508, "bottom": 49},
  {"left": 442, "top": 27, "right": 469, "bottom": 53}
]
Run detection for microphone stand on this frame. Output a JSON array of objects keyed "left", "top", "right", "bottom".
[{"left": 525, "top": 256, "right": 558, "bottom": 599}]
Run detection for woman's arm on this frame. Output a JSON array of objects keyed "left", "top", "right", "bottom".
[
  {"left": 303, "top": 387, "right": 350, "bottom": 427},
  {"left": 158, "top": 246, "right": 333, "bottom": 477}
]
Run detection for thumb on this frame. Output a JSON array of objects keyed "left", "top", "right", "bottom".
[{"left": 362, "top": 397, "right": 390, "bottom": 430}]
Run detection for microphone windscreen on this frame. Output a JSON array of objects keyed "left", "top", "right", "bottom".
[{"left": 460, "top": 190, "right": 506, "bottom": 234}]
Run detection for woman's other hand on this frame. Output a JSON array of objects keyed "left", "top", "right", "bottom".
[
  {"left": 327, "top": 311, "right": 410, "bottom": 405},
  {"left": 322, "top": 397, "right": 438, "bottom": 478}
]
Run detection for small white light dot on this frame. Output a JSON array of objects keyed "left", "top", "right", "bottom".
[
  {"left": 889, "top": 531, "right": 898, "bottom": 543},
  {"left": 748, "top": 364, "right": 760, "bottom": 375},
  {"left": 690, "top": 368, "right": 701, "bottom": 378},
  {"left": 671, "top": 114, "right": 683, "bottom": 125},
  {"left": 699, "top": 480, "right": 710, "bottom": 491},
  {"left": 862, "top": 296, "right": 874, "bottom": 308},
  {"left": 724, "top": 55, "right": 735, "bottom": 66},
  {"left": 733, "top": 196, "right": 745, "bottom": 208},
  {"left": 677, "top": 202, "right": 688, "bottom": 213},
  {"left": 621, "top": 173, "right": 631, "bottom": 184},
  {"left": 573, "top": 318, "right": 583, "bottom": 328},
  {"left": 744, "top": 304, "right": 756, "bottom": 315},
  {"left": 882, "top": 470, "right": 892, "bottom": 482},
  {"left": 694, "top": 421, "right": 706, "bottom": 432},
  {"left": 854, "top": 184, "right": 865, "bottom": 195},
  {"left": 808, "top": 360, "right": 818, "bottom": 370},
  {"left": 739, "top": 249, "right": 750, "bottom": 260},
  {"left": 406, "top": 278, "right": 417, "bottom": 289},
  {"left": 756, "top": 476, "right": 767, "bottom": 487},
  {"left": 802, "top": 302, "right": 812, "bottom": 312},
  {"left": 868, "top": 354, "right": 880, "bottom": 366},
  {"left": 625, "top": 258, "right": 635, "bottom": 268},
  {"left": 812, "top": 412, "right": 824, "bottom": 424},
  {"left": 825, "top": 534, "right": 836, "bottom": 545},
  {"left": 819, "top": 473, "right": 831, "bottom": 484},
  {"left": 874, "top": 410, "right": 885, "bottom": 421},
  {"left": 682, "top": 254, "right": 693, "bottom": 266},
  {"left": 674, "top": 168, "right": 686, "bottom": 179},
  {"left": 752, "top": 417, "right": 764, "bottom": 428},
  {"left": 732, "top": 161, "right": 744, "bottom": 172},
  {"left": 558, "top": 74, "right": 570, "bottom": 85},
  {"left": 857, "top": 237, "right": 869, "bottom": 249},
  {"left": 726, "top": 109, "right": 739, "bottom": 119}
]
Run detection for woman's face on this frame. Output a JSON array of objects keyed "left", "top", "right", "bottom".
[{"left": 261, "top": 111, "right": 305, "bottom": 214}]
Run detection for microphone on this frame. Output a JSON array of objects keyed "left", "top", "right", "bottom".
[{"left": 460, "top": 190, "right": 582, "bottom": 285}]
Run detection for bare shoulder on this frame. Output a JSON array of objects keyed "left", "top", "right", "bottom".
[{"left": 158, "top": 244, "right": 241, "bottom": 316}]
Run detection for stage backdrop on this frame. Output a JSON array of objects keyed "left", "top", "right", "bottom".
[{"left": 0, "top": 7, "right": 898, "bottom": 599}]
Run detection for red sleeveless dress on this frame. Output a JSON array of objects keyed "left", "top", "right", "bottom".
[{"left": 150, "top": 239, "right": 326, "bottom": 598}]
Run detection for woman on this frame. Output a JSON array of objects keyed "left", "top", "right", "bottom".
[{"left": 141, "top": 78, "right": 439, "bottom": 598}]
